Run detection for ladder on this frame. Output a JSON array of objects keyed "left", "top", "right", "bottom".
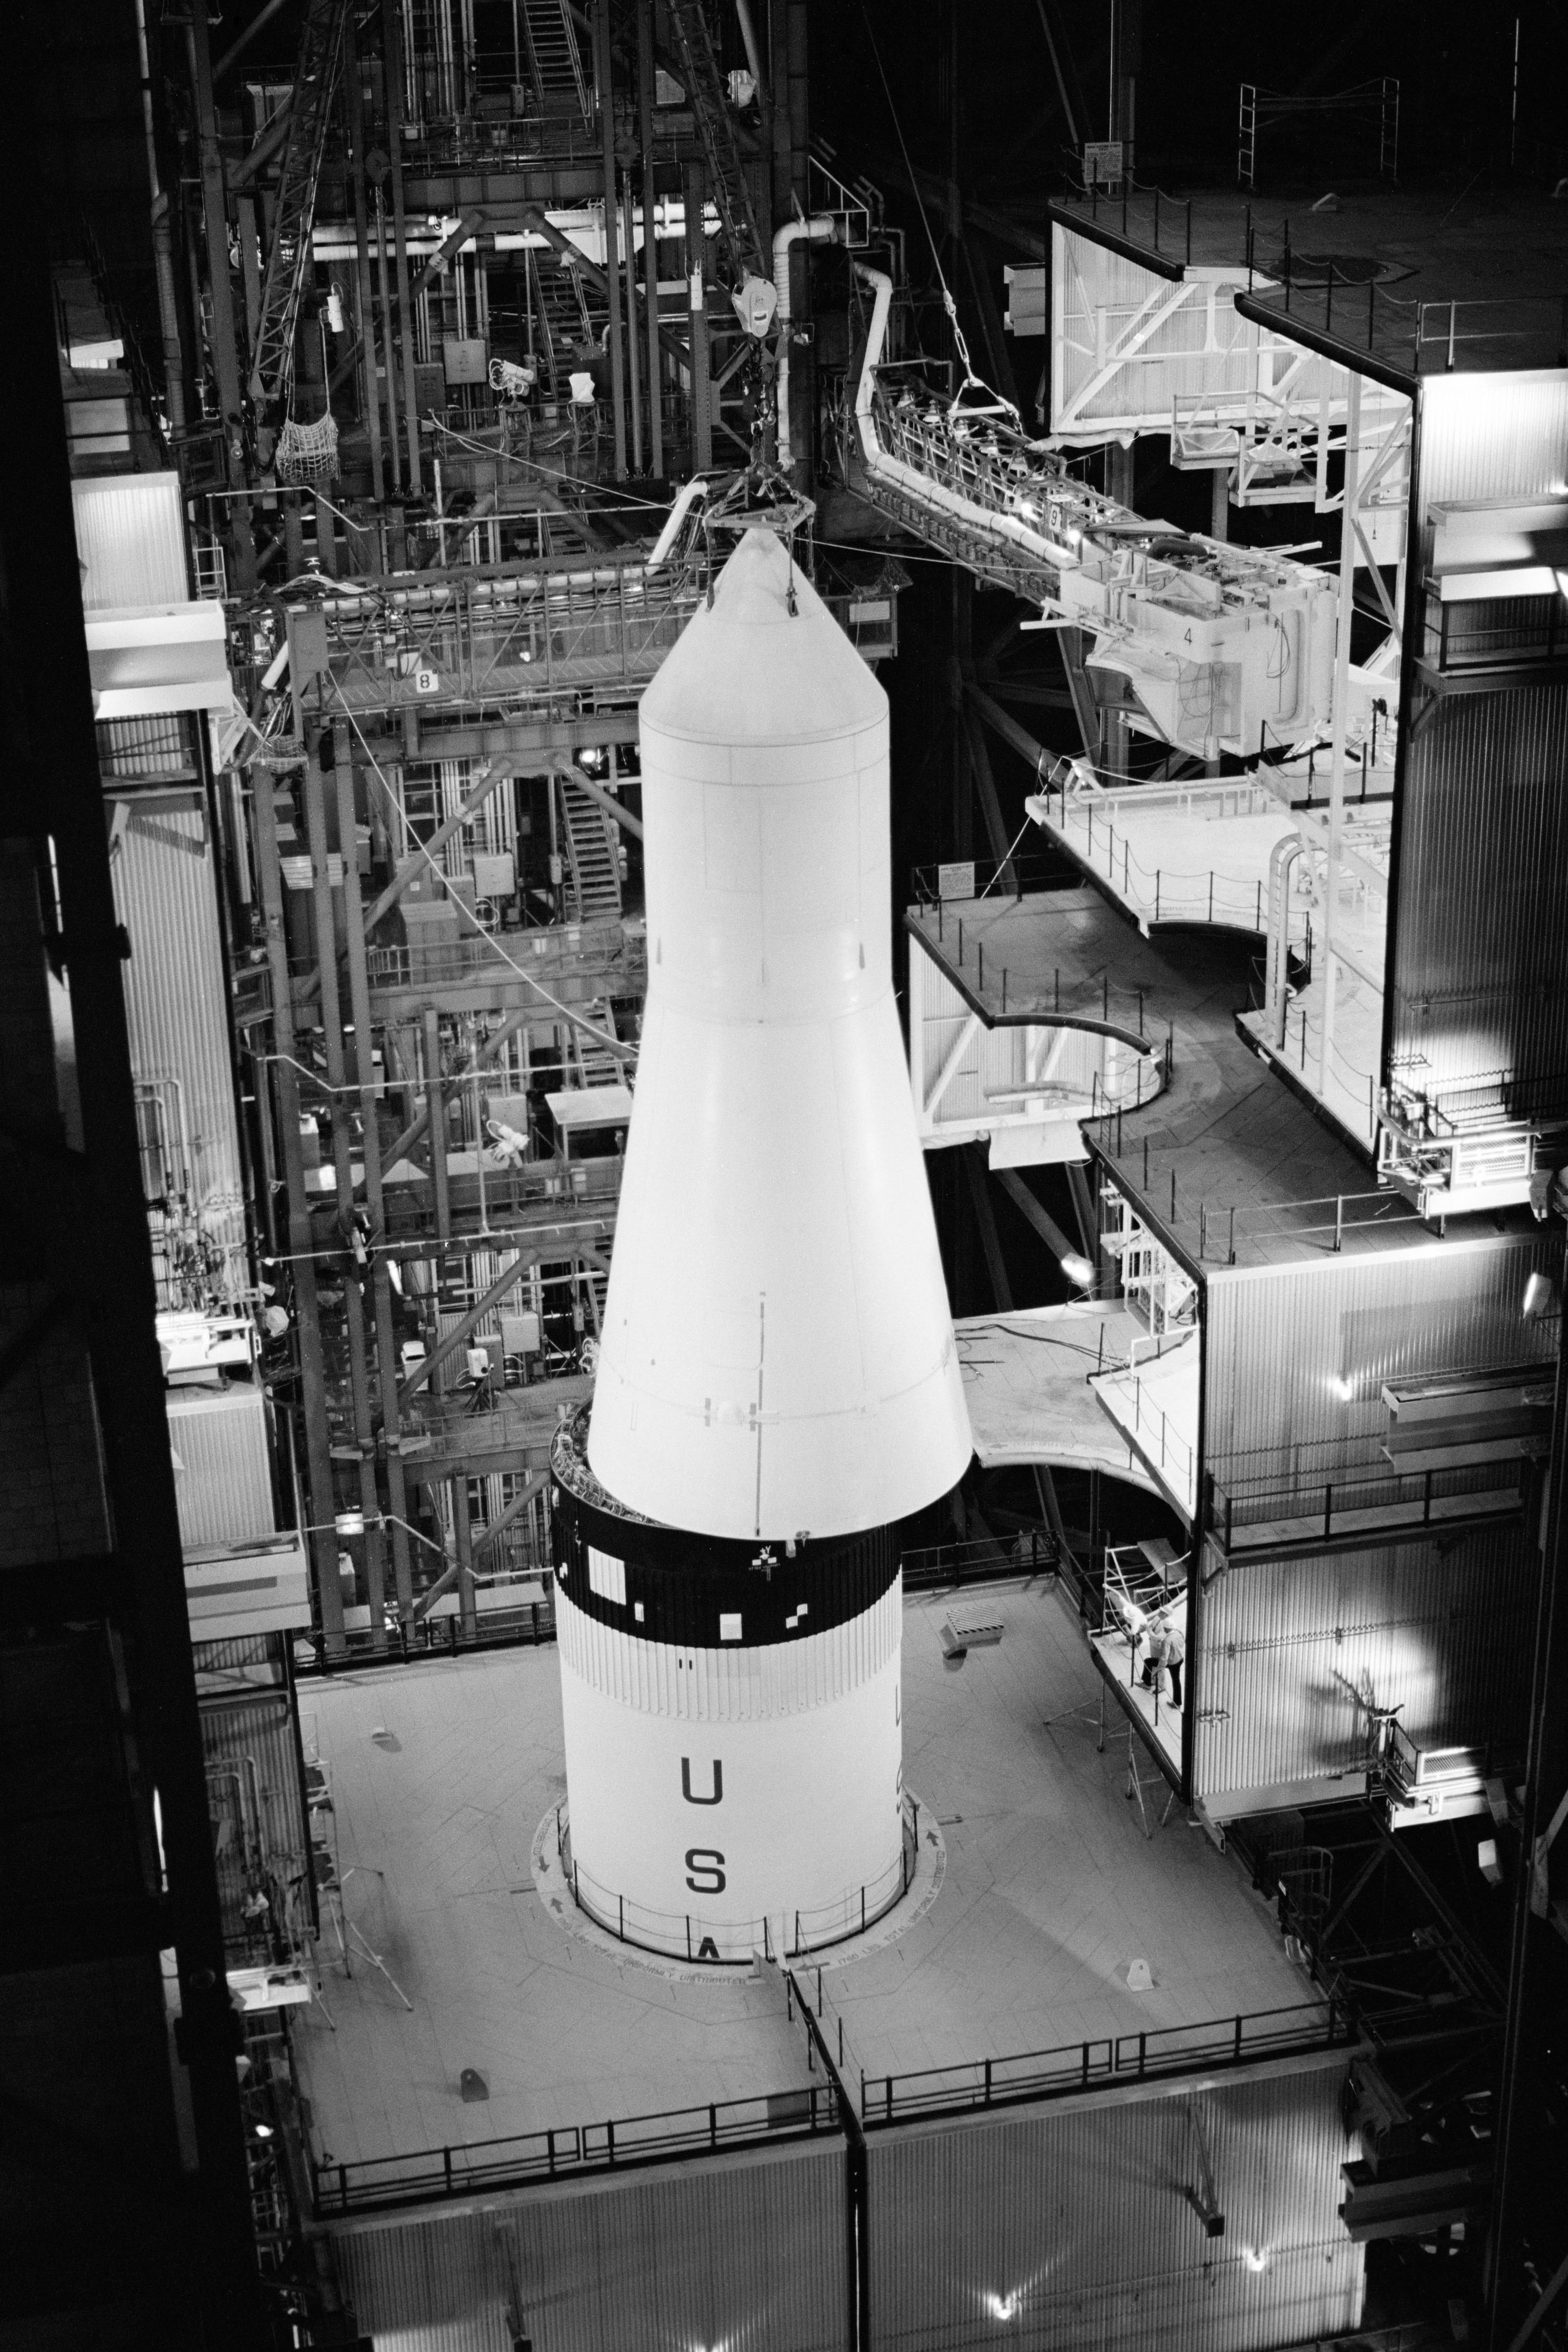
[
  {"left": 664, "top": 0, "right": 765, "bottom": 283},
  {"left": 559, "top": 777, "right": 623, "bottom": 920},
  {"left": 249, "top": 0, "right": 348, "bottom": 410},
  {"left": 522, "top": 0, "right": 591, "bottom": 114}
]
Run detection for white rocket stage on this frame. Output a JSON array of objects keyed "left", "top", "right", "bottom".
[{"left": 292, "top": 1584, "right": 1306, "bottom": 2174}]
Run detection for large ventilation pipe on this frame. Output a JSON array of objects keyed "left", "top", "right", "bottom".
[{"left": 772, "top": 213, "right": 837, "bottom": 472}]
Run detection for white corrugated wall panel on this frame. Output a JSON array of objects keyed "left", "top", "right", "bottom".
[
  {"left": 868, "top": 2063, "right": 1361, "bottom": 2351},
  {"left": 71, "top": 472, "right": 189, "bottom": 608},
  {"left": 1417, "top": 369, "right": 1568, "bottom": 511},
  {"left": 331, "top": 2139, "right": 849, "bottom": 2352},
  {"left": 111, "top": 800, "right": 248, "bottom": 1301},
  {"left": 1202, "top": 1232, "right": 1561, "bottom": 1498},
  {"left": 167, "top": 1387, "right": 275, "bottom": 1548},
  {"left": 1194, "top": 1520, "right": 1535, "bottom": 1802}
]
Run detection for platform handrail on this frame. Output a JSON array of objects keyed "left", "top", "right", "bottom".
[
  {"left": 860, "top": 1997, "right": 1349, "bottom": 2125},
  {"left": 312, "top": 2079, "right": 842, "bottom": 2216}
]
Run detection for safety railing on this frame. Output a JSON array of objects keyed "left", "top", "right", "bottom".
[
  {"left": 1424, "top": 587, "right": 1568, "bottom": 675},
  {"left": 1208, "top": 1456, "right": 1532, "bottom": 1556},
  {"left": 1090, "top": 1355, "right": 1198, "bottom": 1503},
  {"left": 1388, "top": 1062, "right": 1568, "bottom": 1136},
  {"left": 280, "top": 556, "right": 701, "bottom": 727},
  {"left": 1033, "top": 769, "right": 1300, "bottom": 939},
  {"left": 1053, "top": 171, "right": 1194, "bottom": 267},
  {"left": 860, "top": 1998, "right": 1350, "bottom": 2124},
  {"left": 293, "top": 1589, "right": 557, "bottom": 1675},
  {"left": 312, "top": 2078, "right": 842, "bottom": 2217},
  {"left": 559, "top": 1799, "right": 921, "bottom": 1965},
  {"left": 362, "top": 934, "right": 638, "bottom": 994},
  {"left": 901, "top": 1527, "right": 1059, "bottom": 1590},
  {"left": 909, "top": 850, "right": 1071, "bottom": 905}
]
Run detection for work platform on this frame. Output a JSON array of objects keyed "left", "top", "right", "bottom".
[
  {"left": 292, "top": 1583, "right": 1309, "bottom": 2175},
  {"left": 1050, "top": 180, "right": 1568, "bottom": 380},
  {"left": 908, "top": 885, "right": 1408, "bottom": 1268},
  {"left": 955, "top": 1300, "right": 1154, "bottom": 1493}
]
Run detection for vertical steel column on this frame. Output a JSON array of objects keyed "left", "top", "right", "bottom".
[
  {"left": 236, "top": 194, "right": 263, "bottom": 359},
  {"left": 635, "top": 0, "right": 663, "bottom": 477},
  {"left": 384, "top": 0, "right": 424, "bottom": 493},
  {"left": 594, "top": 0, "right": 628, "bottom": 477},
  {"left": 1321, "top": 367, "right": 1360, "bottom": 1106},
  {"left": 304, "top": 744, "right": 389, "bottom": 1644},
  {"left": 374, "top": 183, "right": 404, "bottom": 492},
  {"left": 453, "top": 1466, "right": 477, "bottom": 1632},
  {"left": 189, "top": 0, "right": 254, "bottom": 590},
  {"left": 424, "top": 1005, "right": 452, "bottom": 1237},
  {"left": 683, "top": 158, "right": 711, "bottom": 469},
  {"left": 950, "top": 573, "right": 974, "bottom": 858},
  {"left": 252, "top": 759, "right": 345, "bottom": 1653},
  {"left": 334, "top": 739, "right": 414, "bottom": 1617},
  {"left": 343, "top": 11, "right": 386, "bottom": 503},
  {"left": 315, "top": 492, "right": 338, "bottom": 575},
  {"left": 786, "top": 0, "right": 811, "bottom": 475},
  {"left": 622, "top": 179, "right": 644, "bottom": 472}
]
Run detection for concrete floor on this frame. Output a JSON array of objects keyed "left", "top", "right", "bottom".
[{"left": 292, "top": 1582, "right": 1308, "bottom": 2169}]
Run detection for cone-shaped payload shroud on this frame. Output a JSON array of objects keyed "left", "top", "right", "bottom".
[{"left": 587, "top": 527, "right": 972, "bottom": 1538}]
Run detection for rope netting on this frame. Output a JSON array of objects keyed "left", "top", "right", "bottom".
[{"left": 276, "top": 411, "right": 340, "bottom": 485}]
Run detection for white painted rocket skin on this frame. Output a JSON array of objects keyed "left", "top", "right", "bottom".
[
  {"left": 557, "top": 529, "right": 971, "bottom": 1952},
  {"left": 557, "top": 1583, "right": 904, "bottom": 1951},
  {"left": 587, "top": 525, "right": 973, "bottom": 1540}
]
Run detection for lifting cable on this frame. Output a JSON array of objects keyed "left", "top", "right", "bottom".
[{"left": 857, "top": 2, "right": 1023, "bottom": 430}]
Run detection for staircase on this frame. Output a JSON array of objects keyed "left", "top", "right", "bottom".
[
  {"left": 571, "top": 999, "right": 623, "bottom": 1089},
  {"left": 522, "top": 0, "right": 591, "bottom": 114},
  {"left": 664, "top": 0, "right": 765, "bottom": 283},
  {"left": 249, "top": 0, "right": 348, "bottom": 410},
  {"left": 527, "top": 250, "right": 601, "bottom": 388},
  {"left": 559, "top": 776, "right": 623, "bottom": 920}
]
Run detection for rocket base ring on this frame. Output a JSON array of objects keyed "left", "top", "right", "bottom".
[{"left": 530, "top": 1795, "right": 946, "bottom": 1983}]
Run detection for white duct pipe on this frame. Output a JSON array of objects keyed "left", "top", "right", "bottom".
[
  {"left": 645, "top": 474, "right": 709, "bottom": 572},
  {"left": 774, "top": 214, "right": 838, "bottom": 470},
  {"left": 734, "top": 0, "right": 766, "bottom": 97},
  {"left": 852, "top": 262, "right": 1077, "bottom": 575}
]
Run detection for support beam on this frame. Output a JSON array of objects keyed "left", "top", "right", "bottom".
[
  {"left": 188, "top": 0, "right": 247, "bottom": 494},
  {"left": 961, "top": 695, "right": 1021, "bottom": 893},
  {"left": 962, "top": 1146, "right": 1014, "bottom": 1311},
  {"left": 568, "top": 767, "right": 644, "bottom": 840},
  {"left": 252, "top": 756, "right": 343, "bottom": 1652},
  {"left": 470, "top": 1469, "right": 549, "bottom": 1559},
  {"left": 411, "top": 211, "right": 485, "bottom": 304},
  {"left": 397, "top": 1246, "right": 609, "bottom": 1406},
  {"left": 335, "top": 739, "right": 413, "bottom": 1618},
  {"left": 340, "top": 14, "right": 380, "bottom": 522},
  {"left": 593, "top": 0, "right": 628, "bottom": 477},
  {"left": 520, "top": 205, "right": 692, "bottom": 371},
  {"left": 229, "top": 100, "right": 294, "bottom": 192},
  {"left": 967, "top": 681, "right": 1051, "bottom": 780},
  {"left": 1066, "top": 1161, "right": 1099, "bottom": 1262},
  {"left": 636, "top": 0, "right": 664, "bottom": 478},
  {"left": 994, "top": 1165, "right": 1078, "bottom": 1266},
  {"left": 362, "top": 759, "right": 507, "bottom": 934},
  {"left": 684, "top": 159, "right": 712, "bottom": 470},
  {"left": 453, "top": 1473, "right": 476, "bottom": 1631},
  {"left": 422, "top": 1007, "right": 451, "bottom": 1240},
  {"left": 383, "top": 0, "right": 422, "bottom": 492},
  {"left": 305, "top": 750, "right": 388, "bottom": 1648}
]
